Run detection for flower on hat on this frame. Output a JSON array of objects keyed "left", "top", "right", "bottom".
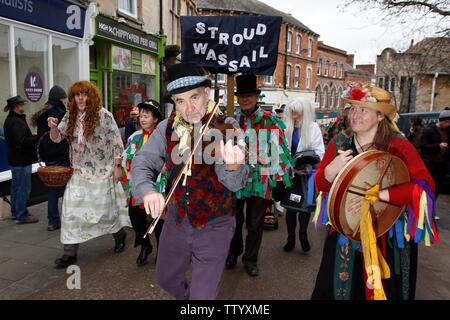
[{"left": 342, "top": 82, "right": 377, "bottom": 103}]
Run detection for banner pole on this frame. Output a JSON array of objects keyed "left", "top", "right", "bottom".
[{"left": 227, "top": 74, "right": 235, "bottom": 117}]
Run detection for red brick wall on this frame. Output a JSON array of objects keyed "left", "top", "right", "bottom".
[
  {"left": 345, "top": 73, "right": 374, "bottom": 85},
  {"left": 356, "top": 64, "right": 375, "bottom": 74}
]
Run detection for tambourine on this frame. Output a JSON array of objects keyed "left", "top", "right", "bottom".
[{"left": 328, "top": 150, "right": 410, "bottom": 242}]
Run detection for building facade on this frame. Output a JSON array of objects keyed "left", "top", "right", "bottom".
[
  {"left": 376, "top": 37, "right": 450, "bottom": 113},
  {"left": 0, "top": 0, "right": 94, "bottom": 128},
  {"left": 315, "top": 42, "right": 375, "bottom": 113},
  {"left": 315, "top": 41, "right": 347, "bottom": 111},
  {"left": 196, "top": 0, "right": 320, "bottom": 109},
  {"left": 92, "top": 0, "right": 168, "bottom": 127}
]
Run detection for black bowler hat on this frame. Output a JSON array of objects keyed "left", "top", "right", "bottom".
[
  {"left": 137, "top": 99, "right": 162, "bottom": 123},
  {"left": 4, "top": 95, "right": 28, "bottom": 112},
  {"left": 234, "top": 74, "right": 261, "bottom": 96},
  {"left": 166, "top": 63, "right": 212, "bottom": 95}
]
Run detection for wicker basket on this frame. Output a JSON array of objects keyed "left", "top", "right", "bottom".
[{"left": 36, "top": 132, "right": 73, "bottom": 187}]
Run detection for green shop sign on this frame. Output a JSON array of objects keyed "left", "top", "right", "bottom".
[{"left": 96, "top": 15, "right": 158, "bottom": 53}]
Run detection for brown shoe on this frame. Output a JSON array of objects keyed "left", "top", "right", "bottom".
[{"left": 16, "top": 216, "right": 39, "bottom": 225}]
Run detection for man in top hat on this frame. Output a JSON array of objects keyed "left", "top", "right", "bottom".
[
  {"left": 3, "top": 95, "right": 39, "bottom": 224},
  {"left": 225, "top": 74, "right": 293, "bottom": 277},
  {"left": 420, "top": 108, "right": 450, "bottom": 219},
  {"left": 130, "top": 62, "right": 248, "bottom": 300}
]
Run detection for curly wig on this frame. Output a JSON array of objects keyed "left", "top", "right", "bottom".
[{"left": 66, "top": 80, "right": 102, "bottom": 143}]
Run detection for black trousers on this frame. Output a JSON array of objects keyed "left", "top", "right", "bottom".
[
  {"left": 128, "top": 204, "right": 164, "bottom": 250},
  {"left": 285, "top": 209, "right": 311, "bottom": 240},
  {"left": 228, "top": 197, "right": 272, "bottom": 265},
  {"left": 428, "top": 162, "right": 447, "bottom": 198}
]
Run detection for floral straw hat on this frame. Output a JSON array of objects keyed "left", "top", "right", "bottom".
[{"left": 342, "top": 83, "right": 397, "bottom": 120}]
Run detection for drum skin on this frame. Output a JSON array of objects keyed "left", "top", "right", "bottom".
[{"left": 328, "top": 150, "right": 410, "bottom": 242}]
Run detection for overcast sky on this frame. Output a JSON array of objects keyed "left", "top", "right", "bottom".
[{"left": 259, "top": 0, "right": 445, "bottom": 65}]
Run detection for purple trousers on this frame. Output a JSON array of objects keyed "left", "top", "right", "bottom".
[{"left": 155, "top": 214, "right": 235, "bottom": 300}]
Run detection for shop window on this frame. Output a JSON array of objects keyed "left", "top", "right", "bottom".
[
  {"left": 112, "top": 45, "right": 132, "bottom": 71},
  {"left": 15, "top": 28, "right": 49, "bottom": 120},
  {"left": 119, "top": 0, "right": 138, "bottom": 18},
  {"left": 53, "top": 37, "right": 78, "bottom": 92},
  {"left": 0, "top": 24, "right": 11, "bottom": 126},
  {"left": 112, "top": 71, "right": 156, "bottom": 127}
]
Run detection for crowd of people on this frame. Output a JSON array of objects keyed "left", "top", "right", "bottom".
[{"left": 2, "top": 64, "right": 448, "bottom": 300}]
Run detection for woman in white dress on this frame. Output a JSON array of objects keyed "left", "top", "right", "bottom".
[
  {"left": 48, "top": 80, "right": 131, "bottom": 268},
  {"left": 282, "top": 98, "right": 325, "bottom": 252}
]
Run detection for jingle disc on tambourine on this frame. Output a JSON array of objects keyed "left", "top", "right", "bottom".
[{"left": 328, "top": 150, "right": 410, "bottom": 242}]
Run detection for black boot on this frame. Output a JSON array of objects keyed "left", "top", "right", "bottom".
[
  {"left": 299, "top": 232, "right": 311, "bottom": 252},
  {"left": 55, "top": 255, "right": 77, "bottom": 269},
  {"left": 283, "top": 237, "right": 295, "bottom": 252},
  {"left": 114, "top": 232, "right": 126, "bottom": 253},
  {"left": 136, "top": 244, "right": 152, "bottom": 266}
]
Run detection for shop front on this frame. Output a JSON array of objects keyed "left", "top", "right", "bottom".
[
  {"left": 0, "top": 0, "right": 91, "bottom": 203},
  {"left": 91, "top": 15, "right": 164, "bottom": 128}
]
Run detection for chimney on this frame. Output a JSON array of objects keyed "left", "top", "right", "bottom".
[
  {"left": 346, "top": 54, "right": 354, "bottom": 68},
  {"left": 410, "top": 39, "right": 414, "bottom": 48}
]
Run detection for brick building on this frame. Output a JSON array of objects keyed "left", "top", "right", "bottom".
[
  {"left": 196, "top": 0, "right": 319, "bottom": 109},
  {"left": 376, "top": 37, "right": 450, "bottom": 113},
  {"left": 316, "top": 42, "right": 375, "bottom": 113}
]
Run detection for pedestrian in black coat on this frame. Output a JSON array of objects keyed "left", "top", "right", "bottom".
[
  {"left": 420, "top": 109, "right": 450, "bottom": 220},
  {"left": 3, "top": 95, "right": 38, "bottom": 224},
  {"left": 31, "top": 85, "right": 69, "bottom": 230}
]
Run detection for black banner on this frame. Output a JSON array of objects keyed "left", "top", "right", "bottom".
[
  {"left": 181, "top": 16, "right": 282, "bottom": 75},
  {"left": 96, "top": 15, "right": 159, "bottom": 53}
]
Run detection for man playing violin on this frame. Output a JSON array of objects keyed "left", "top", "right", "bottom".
[{"left": 130, "top": 62, "right": 248, "bottom": 300}]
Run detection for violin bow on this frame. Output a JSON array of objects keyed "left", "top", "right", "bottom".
[{"left": 144, "top": 95, "right": 224, "bottom": 237}]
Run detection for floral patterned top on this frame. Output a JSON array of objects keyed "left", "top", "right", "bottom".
[{"left": 57, "top": 108, "right": 124, "bottom": 181}]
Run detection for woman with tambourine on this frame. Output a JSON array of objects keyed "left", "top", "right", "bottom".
[
  {"left": 311, "top": 83, "right": 440, "bottom": 300},
  {"left": 281, "top": 98, "right": 324, "bottom": 253}
]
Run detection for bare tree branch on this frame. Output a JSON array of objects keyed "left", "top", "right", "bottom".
[{"left": 383, "top": 1, "right": 450, "bottom": 17}]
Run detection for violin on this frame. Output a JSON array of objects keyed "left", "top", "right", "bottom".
[{"left": 144, "top": 96, "right": 225, "bottom": 236}]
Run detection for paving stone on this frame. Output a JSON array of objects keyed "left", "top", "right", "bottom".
[
  {"left": 0, "top": 284, "right": 34, "bottom": 300},
  {"left": 0, "top": 259, "right": 47, "bottom": 281}
]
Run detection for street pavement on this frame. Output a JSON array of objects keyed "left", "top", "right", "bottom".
[{"left": 0, "top": 195, "right": 449, "bottom": 300}]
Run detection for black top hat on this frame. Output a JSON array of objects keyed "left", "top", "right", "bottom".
[
  {"left": 166, "top": 63, "right": 212, "bottom": 95},
  {"left": 4, "top": 95, "right": 28, "bottom": 112},
  {"left": 137, "top": 99, "right": 162, "bottom": 123},
  {"left": 293, "top": 150, "right": 321, "bottom": 170},
  {"left": 234, "top": 74, "right": 261, "bottom": 96},
  {"left": 275, "top": 104, "right": 286, "bottom": 113}
]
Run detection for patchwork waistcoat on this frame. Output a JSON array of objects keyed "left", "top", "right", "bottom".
[{"left": 164, "top": 112, "right": 234, "bottom": 229}]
